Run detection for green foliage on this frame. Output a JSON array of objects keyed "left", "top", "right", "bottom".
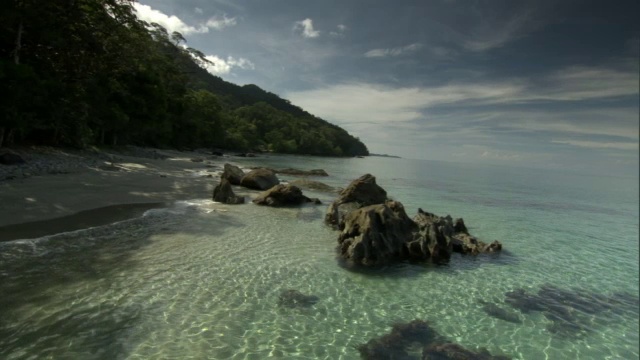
[{"left": 0, "top": 0, "right": 369, "bottom": 156}]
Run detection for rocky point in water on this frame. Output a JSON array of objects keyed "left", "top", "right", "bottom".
[
  {"left": 212, "top": 178, "right": 245, "bottom": 204},
  {"left": 240, "top": 168, "right": 280, "bottom": 190},
  {"left": 252, "top": 184, "right": 321, "bottom": 207},
  {"left": 328, "top": 174, "right": 503, "bottom": 266},
  {"left": 221, "top": 163, "right": 245, "bottom": 185}
]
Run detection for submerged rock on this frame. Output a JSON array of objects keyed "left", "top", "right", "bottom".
[
  {"left": 277, "top": 289, "right": 319, "bottom": 308},
  {"left": 479, "top": 300, "right": 522, "bottom": 324},
  {"left": 240, "top": 168, "right": 279, "bottom": 190},
  {"left": 358, "top": 320, "right": 440, "bottom": 360},
  {"left": 221, "top": 163, "right": 245, "bottom": 185},
  {"left": 253, "top": 184, "right": 321, "bottom": 207},
  {"left": 422, "top": 343, "right": 511, "bottom": 360},
  {"left": 212, "top": 178, "right": 245, "bottom": 204}
]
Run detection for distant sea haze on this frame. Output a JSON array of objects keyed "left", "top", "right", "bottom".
[{"left": 0, "top": 155, "right": 637, "bottom": 359}]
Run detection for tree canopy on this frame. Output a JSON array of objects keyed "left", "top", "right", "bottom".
[{"left": 0, "top": 0, "right": 369, "bottom": 156}]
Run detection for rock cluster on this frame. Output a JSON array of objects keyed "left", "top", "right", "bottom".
[
  {"left": 326, "top": 174, "right": 503, "bottom": 266},
  {"left": 253, "top": 184, "right": 321, "bottom": 207}
]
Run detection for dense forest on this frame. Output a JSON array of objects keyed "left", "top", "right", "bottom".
[{"left": 0, "top": 0, "right": 369, "bottom": 156}]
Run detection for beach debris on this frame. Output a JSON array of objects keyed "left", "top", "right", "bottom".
[
  {"left": 212, "top": 178, "right": 245, "bottom": 204},
  {"left": 221, "top": 163, "right": 245, "bottom": 185},
  {"left": 240, "top": 168, "right": 280, "bottom": 190},
  {"left": 277, "top": 289, "right": 319, "bottom": 308},
  {"left": 253, "top": 184, "right": 321, "bottom": 207}
]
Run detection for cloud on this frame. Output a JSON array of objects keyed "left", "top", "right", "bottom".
[
  {"left": 364, "top": 43, "right": 423, "bottom": 58},
  {"left": 206, "top": 14, "right": 237, "bottom": 30},
  {"left": 203, "top": 55, "right": 255, "bottom": 75},
  {"left": 133, "top": 3, "right": 236, "bottom": 35},
  {"left": 330, "top": 24, "right": 348, "bottom": 37},
  {"left": 194, "top": 7, "right": 203, "bottom": 14},
  {"left": 551, "top": 140, "right": 639, "bottom": 151},
  {"left": 294, "top": 18, "right": 320, "bottom": 38}
]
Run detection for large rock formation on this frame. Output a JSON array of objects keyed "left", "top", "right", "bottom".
[
  {"left": 221, "top": 163, "right": 245, "bottom": 185},
  {"left": 338, "top": 201, "right": 416, "bottom": 266},
  {"left": 330, "top": 174, "right": 503, "bottom": 266},
  {"left": 253, "top": 184, "right": 321, "bottom": 207},
  {"left": 325, "top": 174, "right": 388, "bottom": 228},
  {"left": 289, "top": 179, "right": 336, "bottom": 193},
  {"left": 212, "top": 178, "right": 245, "bottom": 204},
  {"left": 240, "top": 168, "right": 279, "bottom": 190}
]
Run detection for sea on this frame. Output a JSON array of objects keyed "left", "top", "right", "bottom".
[{"left": 1, "top": 155, "right": 638, "bottom": 360}]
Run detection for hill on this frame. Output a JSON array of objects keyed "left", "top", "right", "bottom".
[{"left": 0, "top": 0, "right": 368, "bottom": 157}]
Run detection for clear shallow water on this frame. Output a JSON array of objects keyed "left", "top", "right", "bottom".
[{"left": 1, "top": 156, "right": 638, "bottom": 359}]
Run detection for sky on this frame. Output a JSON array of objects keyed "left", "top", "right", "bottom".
[{"left": 133, "top": 0, "right": 639, "bottom": 176}]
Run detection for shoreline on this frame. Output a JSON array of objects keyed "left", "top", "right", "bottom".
[
  {"left": 0, "top": 202, "right": 167, "bottom": 242},
  {"left": 0, "top": 146, "right": 258, "bottom": 230}
]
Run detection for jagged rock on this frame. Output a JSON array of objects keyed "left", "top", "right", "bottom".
[
  {"left": 423, "top": 343, "right": 512, "bottom": 360},
  {"left": 0, "top": 152, "right": 26, "bottom": 165},
  {"left": 213, "top": 178, "right": 245, "bottom": 204},
  {"left": 277, "top": 289, "right": 319, "bottom": 308},
  {"left": 325, "top": 174, "right": 388, "bottom": 228},
  {"left": 289, "top": 178, "right": 335, "bottom": 192},
  {"left": 407, "top": 209, "right": 456, "bottom": 263},
  {"left": 221, "top": 163, "right": 245, "bottom": 185},
  {"left": 240, "top": 168, "right": 279, "bottom": 190},
  {"left": 338, "top": 201, "right": 416, "bottom": 266},
  {"left": 253, "top": 184, "right": 320, "bottom": 207}
]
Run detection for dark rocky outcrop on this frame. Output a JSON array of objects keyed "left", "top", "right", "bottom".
[
  {"left": 422, "top": 343, "right": 511, "bottom": 360},
  {"left": 325, "top": 174, "right": 388, "bottom": 228},
  {"left": 212, "top": 178, "right": 245, "bottom": 204},
  {"left": 277, "top": 289, "right": 319, "bottom": 308},
  {"left": 289, "top": 179, "right": 336, "bottom": 193},
  {"left": 0, "top": 152, "right": 26, "bottom": 165},
  {"left": 221, "top": 163, "right": 245, "bottom": 185},
  {"left": 338, "top": 201, "right": 416, "bottom": 266},
  {"left": 277, "top": 168, "right": 329, "bottom": 176},
  {"left": 253, "top": 184, "right": 321, "bottom": 207},
  {"left": 328, "top": 174, "right": 503, "bottom": 266},
  {"left": 240, "top": 168, "right": 280, "bottom": 190}
]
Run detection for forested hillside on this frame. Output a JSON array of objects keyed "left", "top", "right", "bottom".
[{"left": 0, "top": 0, "right": 369, "bottom": 156}]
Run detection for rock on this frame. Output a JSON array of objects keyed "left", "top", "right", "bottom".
[
  {"left": 235, "top": 153, "right": 247, "bottom": 157},
  {"left": 190, "top": 157, "right": 204, "bottom": 162},
  {"left": 221, "top": 163, "right": 245, "bottom": 185},
  {"left": 211, "top": 150, "right": 224, "bottom": 156},
  {"left": 407, "top": 209, "right": 456, "bottom": 263},
  {"left": 338, "top": 201, "right": 416, "bottom": 266},
  {"left": 479, "top": 301, "right": 522, "bottom": 324},
  {"left": 277, "top": 289, "right": 319, "bottom": 308},
  {"left": 246, "top": 153, "right": 256, "bottom": 157},
  {"left": 276, "top": 168, "right": 329, "bottom": 176},
  {"left": 253, "top": 184, "right": 319, "bottom": 207},
  {"left": 212, "top": 178, "right": 245, "bottom": 204},
  {"left": 289, "top": 179, "right": 335, "bottom": 192},
  {"left": 325, "top": 174, "right": 388, "bottom": 228},
  {"left": 240, "top": 168, "right": 279, "bottom": 190},
  {"left": 0, "top": 152, "right": 26, "bottom": 165},
  {"left": 358, "top": 320, "right": 441, "bottom": 360},
  {"left": 422, "top": 343, "right": 511, "bottom": 360}
]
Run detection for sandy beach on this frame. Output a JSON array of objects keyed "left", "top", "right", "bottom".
[{"left": 0, "top": 146, "right": 255, "bottom": 239}]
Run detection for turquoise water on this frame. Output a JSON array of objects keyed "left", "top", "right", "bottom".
[{"left": 1, "top": 155, "right": 638, "bottom": 359}]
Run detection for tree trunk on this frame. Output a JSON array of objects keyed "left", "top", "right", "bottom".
[{"left": 14, "top": 20, "right": 23, "bottom": 64}]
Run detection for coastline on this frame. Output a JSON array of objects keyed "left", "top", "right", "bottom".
[{"left": 0, "top": 146, "right": 257, "bottom": 237}]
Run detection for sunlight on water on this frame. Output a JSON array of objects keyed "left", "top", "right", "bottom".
[{"left": 1, "top": 156, "right": 638, "bottom": 359}]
